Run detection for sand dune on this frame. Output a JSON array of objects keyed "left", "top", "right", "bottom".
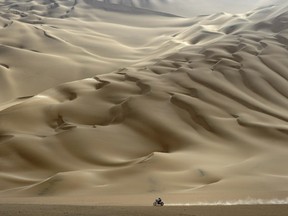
[
  {"left": 0, "top": 0, "right": 288, "bottom": 205},
  {"left": 0, "top": 0, "right": 192, "bottom": 102}
]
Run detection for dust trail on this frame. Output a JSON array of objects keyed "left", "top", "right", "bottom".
[{"left": 167, "top": 198, "right": 288, "bottom": 206}]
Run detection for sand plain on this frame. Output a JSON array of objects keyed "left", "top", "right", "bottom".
[
  {"left": 0, "top": 0, "right": 288, "bottom": 214},
  {"left": 1, "top": 204, "right": 288, "bottom": 216}
]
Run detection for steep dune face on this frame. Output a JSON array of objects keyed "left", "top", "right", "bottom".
[{"left": 0, "top": 0, "right": 288, "bottom": 201}]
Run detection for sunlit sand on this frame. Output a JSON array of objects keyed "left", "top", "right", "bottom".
[{"left": 0, "top": 0, "right": 288, "bottom": 215}]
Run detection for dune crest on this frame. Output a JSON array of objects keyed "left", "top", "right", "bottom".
[{"left": 0, "top": 0, "right": 288, "bottom": 203}]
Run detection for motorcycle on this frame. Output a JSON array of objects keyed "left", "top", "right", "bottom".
[{"left": 153, "top": 200, "right": 164, "bottom": 206}]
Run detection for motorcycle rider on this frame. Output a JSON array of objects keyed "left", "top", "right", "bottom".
[{"left": 156, "top": 197, "right": 162, "bottom": 204}]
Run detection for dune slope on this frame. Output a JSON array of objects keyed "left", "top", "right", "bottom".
[
  {"left": 0, "top": 0, "right": 192, "bottom": 103},
  {"left": 0, "top": 0, "right": 288, "bottom": 202}
]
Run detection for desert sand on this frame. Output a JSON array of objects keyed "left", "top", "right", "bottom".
[
  {"left": 1, "top": 203, "right": 288, "bottom": 216},
  {"left": 0, "top": 0, "right": 288, "bottom": 214}
]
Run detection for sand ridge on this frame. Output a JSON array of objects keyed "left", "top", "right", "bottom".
[{"left": 0, "top": 0, "right": 288, "bottom": 204}]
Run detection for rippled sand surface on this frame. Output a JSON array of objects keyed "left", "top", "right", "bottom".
[{"left": 0, "top": 0, "right": 288, "bottom": 204}]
